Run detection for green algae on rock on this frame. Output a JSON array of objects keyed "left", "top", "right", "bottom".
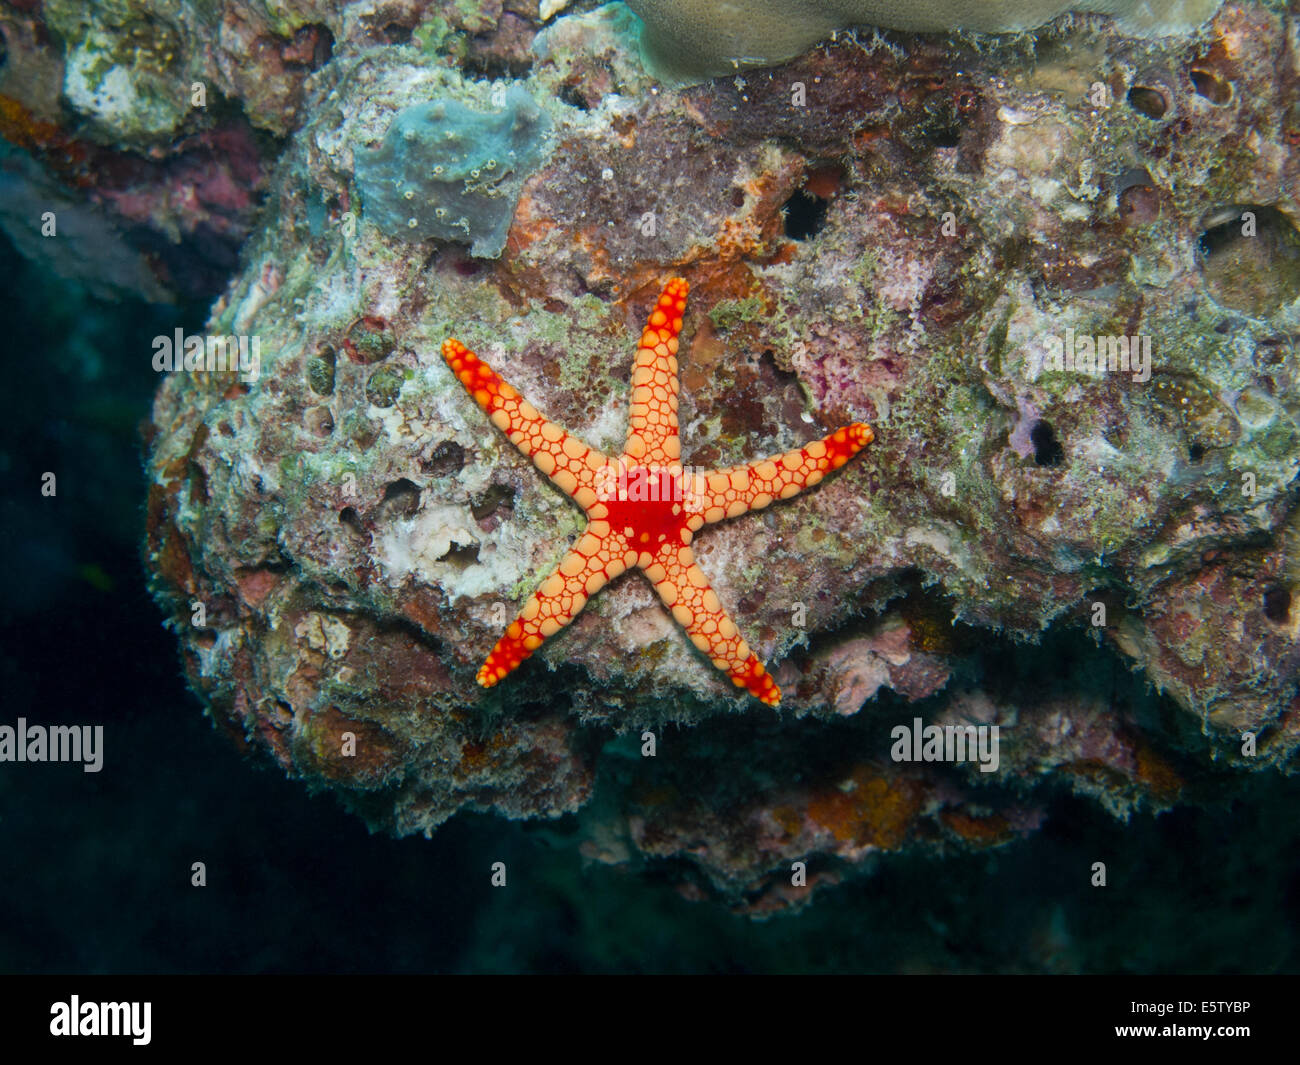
[{"left": 625, "top": 0, "right": 1226, "bottom": 81}]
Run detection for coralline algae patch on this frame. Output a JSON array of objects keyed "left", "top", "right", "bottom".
[
  {"left": 353, "top": 85, "right": 552, "bottom": 258},
  {"left": 133, "top": 0, "right": 1300, "bottom": 910}
]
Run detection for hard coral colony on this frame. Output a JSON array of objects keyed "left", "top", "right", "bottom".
[{"left": 625, "top": 0, "right": 1226, "bottom": 79}]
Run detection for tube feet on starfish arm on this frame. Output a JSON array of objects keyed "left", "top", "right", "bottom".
[{"left": 441, "top": 278, "right": 874, "bottom": 705}]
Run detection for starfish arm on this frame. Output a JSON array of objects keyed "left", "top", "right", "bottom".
[
  {"left": 623, "top": 278, "right": 687, "bottom": 466},
  {"left": 685, "top": 423, "right": 874, "bottom": 525},
  {"left": 443, "top": 338, "right": 611, "bottom": 507},
  {"left": 646, "top": 543, "right": 781, "bottom": 706},
  {"left": 476, "top": 532, "right": 628, "bottom": 688}
]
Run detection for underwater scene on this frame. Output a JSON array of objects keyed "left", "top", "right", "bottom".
[{"left": 2, "top": 0, "right": 1299, "bottom": 984}]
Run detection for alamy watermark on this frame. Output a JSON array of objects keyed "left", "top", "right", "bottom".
[
  {"left": 0, "top": 718, "right": 103, "bottom": 772},
  {"left": 50, "top": 996, "right": 150, "bottom": 1045},
  {"left": 891, "top": 716, "right": 1000, "bottom": 773},
  {"left": 1042, "top": 329, "right": 1151, "bottom": 383},
  {"left": 594, "top": 463, "right": 692, "bottom": 502},
  {"left": 152, "top": 329, "right": 261, "bottom": 383}
]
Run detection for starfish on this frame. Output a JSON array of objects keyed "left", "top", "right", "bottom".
[{"left": 442, "top": 278, "right": 873, "bottom": 705}]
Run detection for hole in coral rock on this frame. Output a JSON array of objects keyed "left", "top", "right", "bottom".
[
  {"left": 284, "top": 24, "right": 334, "bottom": 70},
  {"left": 558, "top": 83, "right": 590, "bottom": 112},
  {"left": 338, "top": 507, "right": 367, "bottom": 539},
  {"left": 1190, "top": 67, "right": 1231, "bottom": 106},
  {"left": 382, "top": 22, "right": 411, "bottom": 45},
  {"left": 1119, "top": 183, "right": 1161, "bottom": 226},
  {"left": 439, "top": 543, "right": 481, "bottom": 569},
  {"left": 758, "top": 348, "right": 799, "bottom": 389},
  {"left": 464, "top": 52, "right": 533, "bottom": 81},
  {"left": 307, "top": 345, "right": 336, "bottom": 395},
  {"left": 1116, "top": 168, "right": 1160, "bottom": 226},
  {"left": 1188, "top": 442, "right": 1206, "bottom": 463},
  {"left": 471, "top": 483, "right": 515, "bottom": 521},
  {"left": 344, "top": 316, "right": 395, "bottom": 364},
  {"left": 304, "top": 406, "right": 334, "bottom": 437},
  {"left": 1030, "top": 420, "right": 1064, "bottom": 467},
  {"left": 313, "top": 26, "right": 335, "bottom": 68},
  {"left": 1126, "top": 86, "right": 1168, "bottom": 120},
  {"left": 424, "top": 440, "right": 465, "bottom": 477},
  {"left": 1263, "top": 584, "right": 1292, "bottom": 624},
  {"left": 899, "top": 88, "right": 971, "bottom": 149},
  {"left": 924, "top": 115, "right": 962, "bottom": 148},
  {"left": 378, "top": 478, "right": 421, "bottom": 520},
  {"left": 782, "top": 190, "right": 828, "bottom": 241},
  {"left": 365, "top": 365, "right": 404, "bottom": 408},
  {"left": 1198, "top": 205, "right": 1300, "bottom": 317}
]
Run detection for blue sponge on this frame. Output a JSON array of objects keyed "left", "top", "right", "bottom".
[{"left": 354, "top": 85, "right": 552, "bottom": 258}]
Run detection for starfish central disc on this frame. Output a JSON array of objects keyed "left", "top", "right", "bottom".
[
  {"left": 441, "top": 277, "right": 874, "bottom": 705},
  {"left": 601, "top": 466, "right": 692, "bottom": 556}
]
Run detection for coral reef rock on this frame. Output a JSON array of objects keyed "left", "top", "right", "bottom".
[{"left": 124, "top": 0, "right": 1300, "bottom": 910}]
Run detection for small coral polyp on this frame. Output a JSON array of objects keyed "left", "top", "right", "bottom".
[{"left": 441, "top": 278, "right": 874, "bottom": 704}]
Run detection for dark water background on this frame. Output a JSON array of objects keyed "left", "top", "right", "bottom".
[{"left": 2, "top": 233, "right": 1297, "bottom": 974}]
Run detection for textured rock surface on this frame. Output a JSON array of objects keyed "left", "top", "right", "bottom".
[
  {"left": 111, "top": 0, "right": 1300, "bottom": 910},
  {"left": 0, "top": 0, "right": 331, "bottom": 298},
  {"left": 0, "top": 1, "right": 547, "bottom": 298}
]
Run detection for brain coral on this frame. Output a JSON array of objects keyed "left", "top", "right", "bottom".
[
  {"left": 354, "top": 84, "right": 552, "bottom": 258},
  {"left": 625, "top": 0, "right": 1226, "bottom": 80}
]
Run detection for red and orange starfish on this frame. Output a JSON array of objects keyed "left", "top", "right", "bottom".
[{"left": 442, "top": 278, "right": 873, "bottom": 705}]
